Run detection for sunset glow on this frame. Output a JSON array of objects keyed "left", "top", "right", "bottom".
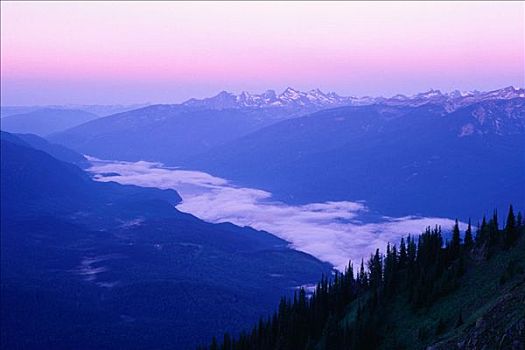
[{"left": 1, "top": 1, "right": 524, "bottom": 104}]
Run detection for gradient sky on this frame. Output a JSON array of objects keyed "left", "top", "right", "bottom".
[{"left": 1, "top": 1, "right": 524, "bottom": 105}]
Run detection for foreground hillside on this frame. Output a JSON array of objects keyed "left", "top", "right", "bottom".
[
  {"left": 204, "top": 208, "right": 525, "bottom": 349},
  {"left": 0, "top": 133, "right": 332, "bottom": 349}
]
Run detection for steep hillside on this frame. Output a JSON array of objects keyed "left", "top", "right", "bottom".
[
  {"left": 204, "top": 209, "right": 525, "bottom": 350},
  {"left": 1, "top": 131, "right": 89, "bottom": 167},
  {"left": 1, "top": 135, "right": 332, "bottom": 349}
]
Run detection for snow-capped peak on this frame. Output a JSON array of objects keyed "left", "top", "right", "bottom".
[
  {"left": 413, "top": 89, "right": 444, "bottom": 99},
  {"left": 280, "top": 87, "right": 303, "bottom": 100},
  {"left": 448, "top": 90, "right": 477, "bottom": 98},
  {"left": 181, "top": 86, "right": 525, "bottom": 111}
]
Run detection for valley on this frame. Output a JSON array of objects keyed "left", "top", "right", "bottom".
[
  {"left": 88, "top": 157, "right": 461, "bottom": 271},
  {"left": 2, "top": 2, "right": 523, "bottom": 349},
  {"left": 2, "top": 87, "right": 524, "bottom": 350}
]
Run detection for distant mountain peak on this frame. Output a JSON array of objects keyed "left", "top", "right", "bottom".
[
  {"left": 262, "top": 89, "right": 277, "bottom": 101},
  {"left": 181, "top": 86, "right": 525, "bottom": 111},
  {"left": 279, "top": 87, "right": 303, "bottom": 100},
  {"left": 283, "top": 86, "right": 299, "bottom": 93},
  {"left": 415, "top": 89, "right": 443, "bottom": 98},
  {"left": 492, "top": 86, "right": 525, "bottom": 97}
]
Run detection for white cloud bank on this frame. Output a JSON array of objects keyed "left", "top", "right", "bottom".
[{"left": 88, "top": 158, "right": 461, "bottom": 271}]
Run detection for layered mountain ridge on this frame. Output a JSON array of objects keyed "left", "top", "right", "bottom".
[
  {"left": 182, "top": 86, "right": 524, "bottom": 111},
  {"left": 189, "top": 97, "right": 525, "bottom": 219}
]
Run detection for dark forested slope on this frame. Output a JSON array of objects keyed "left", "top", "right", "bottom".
[
  {"left": 1, "top": 133, "right": 332, "bottom": 349},
  {"left": 204, "top": 207, "right": 525, "bottom": 350}
]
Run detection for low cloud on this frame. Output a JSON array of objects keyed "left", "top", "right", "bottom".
[{"left": 89, "top": 159, "right": 461, "bottom": 271}]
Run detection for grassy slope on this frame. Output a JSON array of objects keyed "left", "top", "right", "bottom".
[{"left": 341, "top": 231, "right": 525, "bottom": 349}]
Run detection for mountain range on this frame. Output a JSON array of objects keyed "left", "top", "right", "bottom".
[
  {"left": 0, "top": 108, "right": 100, "bottom": 136},
  {"left": 2, "top": 85, "right": 524, "bottom": 349},
  {"left": 181, "top": 86, "right": 524, "bottom": 111},
  {"left": 49, "top": 105, "right": 295, "bottom": 164},
  {"left": 49, "top": 86, "right": 525, "bottom": 220},
  {"left": 189, "top": 97, "right": 525, "bottom": 219},
  {"left": 0, "top": 104, "right": 150, "bottom": 118},
  {"left": 0, "top": 105, "right": 152, "bottom": 136}
]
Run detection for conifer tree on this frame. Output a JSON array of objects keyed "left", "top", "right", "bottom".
[
  {"left": 476, "top": 216, "right": 488, "bottom": 245},
  {"left": 407, "top": 235, "right": 417, "bottom": 266},
  {"left": 464, "top": 218, "right": 473, "bottom": 248},
  {"left": 504, "top": 204, "right": 517, "bottom": 248},
  {"left": 399, "top": 237, "right": 407, "bottom": 269},
  {"left": 492, "top": 210, "right": 499, "bottom": 230},
  {"left": 222, "top": 333, "right": 232, "bottom": 350},
  {"left": 451, "top": 219, "right": 461, "bottom": 258},
  {"left": 358, "top": 259, "right": 368, "bottom": 288},
  {"left": 367, "top": 249, "right": 382, "bottom": 288},
  {"left": 210, "top": 337, "right": 219, "bottom": 350},
  {"left": 392, "top": 244, "right": 398, "bottom": 267}
]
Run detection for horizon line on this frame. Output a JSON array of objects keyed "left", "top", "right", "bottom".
[{"left": 1, "top": 85, "right": 524, "bottom": 108}]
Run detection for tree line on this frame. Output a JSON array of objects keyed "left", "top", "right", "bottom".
[{"left": 200, "top": 205, "right": 523, "bottom": 350}]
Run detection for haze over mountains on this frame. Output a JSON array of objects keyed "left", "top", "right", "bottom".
[
  {"left": 0, "top": 104, "right": 150, "bottom": 118},
  {"left": 1, "top": 108, "right": 99, "bottom": 136},
  {"left": 0, "top": 104, "right": 152, "bottom": 137}
]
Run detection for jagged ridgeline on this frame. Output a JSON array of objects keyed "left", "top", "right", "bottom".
[{"left": 201, "top": 206, "right": 525, "bottom": 350}]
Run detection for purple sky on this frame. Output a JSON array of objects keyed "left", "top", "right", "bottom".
[{"left": 1, "top": 2, "right": 524, "bottom": 105}]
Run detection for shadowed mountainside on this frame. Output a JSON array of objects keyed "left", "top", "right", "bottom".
[{"left": 1, "top": 133, "right": 332, "bottom": 349}]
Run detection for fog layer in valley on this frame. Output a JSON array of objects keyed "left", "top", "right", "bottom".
[{"left": 89, "top": 158, "right": 461, "bottom": 270}]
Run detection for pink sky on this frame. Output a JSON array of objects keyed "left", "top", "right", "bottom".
[{"left": 1, "top": 1, "right": 524, "bottom": 105}]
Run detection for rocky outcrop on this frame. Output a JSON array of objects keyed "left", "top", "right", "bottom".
[{"left": 427, "top": 279, "right": 525, "bottom": 350}]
